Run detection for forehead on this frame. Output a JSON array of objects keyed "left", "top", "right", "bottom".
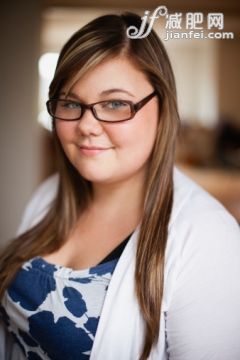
[{"left": 67, "top": 56, "right": 152, "bottom": 98}]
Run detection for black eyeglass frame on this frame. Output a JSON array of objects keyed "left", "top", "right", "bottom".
[{"left": 46, "top": 91, "right": 158, "bottom": 123}]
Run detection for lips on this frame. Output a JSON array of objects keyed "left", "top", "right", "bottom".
[
  {"left": 78, "top": 144, "right": 112, "bottom": 156},
  {"left": 79, "top": 145, "right": 110, "bottom": 150}
]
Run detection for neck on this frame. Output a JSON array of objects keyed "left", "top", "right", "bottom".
[{"left": 90, "top": 173, "right": 146, "bottom": 224}]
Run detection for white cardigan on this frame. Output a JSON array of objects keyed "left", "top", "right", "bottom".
[{"left": 1, "top": 167, "right": 240, "bottom": 360}]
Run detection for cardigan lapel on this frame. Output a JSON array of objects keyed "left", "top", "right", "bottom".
[{"left": 90, "top": 226, "right": 145, "bottom": 360}]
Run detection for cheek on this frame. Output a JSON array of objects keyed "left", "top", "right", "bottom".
[
  {"left": 131, "top": 121, "right": 157, "bottom": 164},
  {"left": 55, "top": 121, "right": 76, "bottom": 146},
  {"left": 108, "top": 113, "right": 158, "bottom": 164}
]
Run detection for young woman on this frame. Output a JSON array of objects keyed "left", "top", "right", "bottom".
[{"left": 0, "top": 12, "right": 240, "bottom": 360}]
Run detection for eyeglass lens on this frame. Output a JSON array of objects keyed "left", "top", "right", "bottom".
[{"left": 49, "top": 100, "right": 132, "bottom": 121}]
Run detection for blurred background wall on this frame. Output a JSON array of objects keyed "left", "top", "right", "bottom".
[
  {"left": 1, "top": 1, "right": 42, "bottom": 247},
  {"left": 1, "top": 0, "right": 240, "bottom": 248}
]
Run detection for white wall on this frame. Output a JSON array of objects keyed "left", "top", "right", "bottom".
[{"left": 165, "top": 38, "right": 218, "bottom": 127}]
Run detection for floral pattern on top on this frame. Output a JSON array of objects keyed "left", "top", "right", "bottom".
[{"left": 0, "top": 256, "right": 118, "bottom": 360}]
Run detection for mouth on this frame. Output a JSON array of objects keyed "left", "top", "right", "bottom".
[{"left": 78, "top": 145, "right": 112, "bottom": 156}]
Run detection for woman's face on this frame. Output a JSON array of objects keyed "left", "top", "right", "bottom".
[{"left": 55, "top": 56, "right": 159, "bottom": 186}]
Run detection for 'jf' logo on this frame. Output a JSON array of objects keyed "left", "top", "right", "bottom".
[{"left": 126, "top": 6, "right": 168, "bottom": 39}]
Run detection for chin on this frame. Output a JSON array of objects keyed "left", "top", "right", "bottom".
[
  {"left": 77, "top": 169, "right": 112, "bottom": 183},
  {"left": 74, "top": 160, "right": 118, "bottom": 183}
]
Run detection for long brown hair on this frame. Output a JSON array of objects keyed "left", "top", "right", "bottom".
[{"left": 0, "top": 13, "right": 180, "bottom": 359}]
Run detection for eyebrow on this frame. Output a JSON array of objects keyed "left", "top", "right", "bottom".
[
  {"left": 59, "top": 88, "right": 135, "bottom": 101},
  {"left": 59, "top": 92, "right": 80, "bottom": 101},
  {"left": 100, "top": 88, "right": 134, "bottom": 97}
]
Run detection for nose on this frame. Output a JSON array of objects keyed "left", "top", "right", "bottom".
[{"left": 76, "top": 108, "right": 103, "bottom": 136}]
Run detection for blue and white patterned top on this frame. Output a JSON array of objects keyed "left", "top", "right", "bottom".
[{"left": 0, "top": 256, "right": 119, "bottom": 360}]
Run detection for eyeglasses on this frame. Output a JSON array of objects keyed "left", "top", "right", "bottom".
[{"left": 46, "top": 91, "right": 157, "bottom": 123}]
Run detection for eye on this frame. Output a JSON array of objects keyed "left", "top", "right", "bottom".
[
  {"left": 61, "top": 101, "right": 81, "bottom": 109},
  {"left": 101, "top": 100, "right": 129, "bottom": 110}
]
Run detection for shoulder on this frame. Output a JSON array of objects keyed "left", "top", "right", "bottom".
[
  {"left": 17, "top": 173, "right": 59, "bottom": 236},
  {"left": 169, "top": 166, "right": 240, "bottom": 255},
  {"left": 171, "top": 166, "right": 239, "bottom": 233},
  {"left": 172, "top": 166, "right": 233, "bottom": 220}
]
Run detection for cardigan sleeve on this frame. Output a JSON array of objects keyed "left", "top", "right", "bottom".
[
  {"left": 165, "top": 208, "right": 240, "bottom": 360},
  {"left": 0, "top": 319, "right": 25, "bottom": 360}
]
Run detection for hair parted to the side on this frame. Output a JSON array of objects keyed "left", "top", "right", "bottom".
[{"left": 0, "top": 13, "right": 180, "bottom": 359}]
